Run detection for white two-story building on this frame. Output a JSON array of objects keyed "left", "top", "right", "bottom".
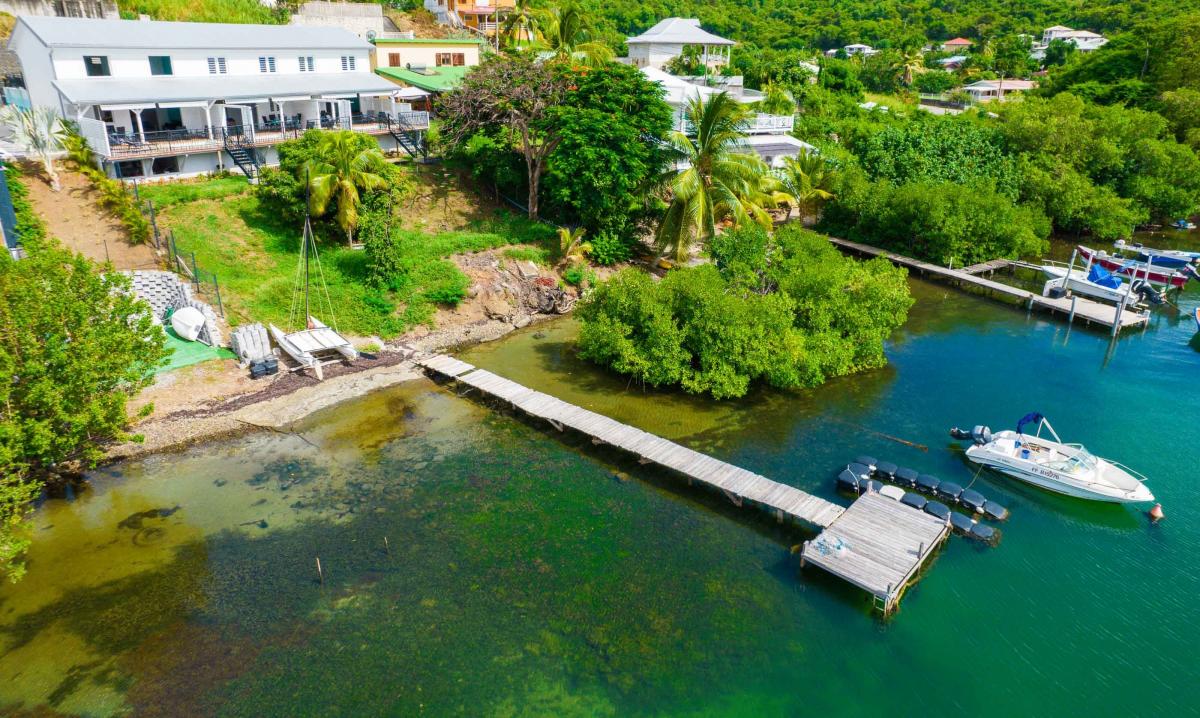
[{"left": 7, "top": 16, "right": 430, "bottom": 179}]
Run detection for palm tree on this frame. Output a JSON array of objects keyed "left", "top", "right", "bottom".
[
  {"left": 537, "top": 2, "right": 613, "bottom": 67},
  {"left": 302, "top": 131, "right": 389, "bottom": 246},
  {"left": 654, "top": 93, "right": 788, "bottom": 262},
  {"left": 758, "top": 82, "right": 796, "bottom": 116},
  {"left": 900, "top": 47, "right": 925, "bottom": 86},
  {"left": 499, "top": 0, "right": 541, "bottom": 49},
  {"left": 556, "top": 226, "right": 591, "bottom": 268},
  {"left": 1, "top": 107, "right": 66, "bottom": 191},
  {"left": 778, "top": 150, "right": 837, "bottom": 222}
]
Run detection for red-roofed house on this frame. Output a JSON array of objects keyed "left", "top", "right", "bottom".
[{"left": 941, "top": 37, "right": 974, "bottom": 51}]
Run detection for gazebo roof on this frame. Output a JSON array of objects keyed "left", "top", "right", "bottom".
[{"left": 627, "top": 18, "right": 735, "bottom": 46}]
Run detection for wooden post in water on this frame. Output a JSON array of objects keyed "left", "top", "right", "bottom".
[
  {"left": 1068, "top": 295, "right": 1078, "bottom": 324},
  {"left": 316, "top": 557, "right": 324, "bottom": 585}
]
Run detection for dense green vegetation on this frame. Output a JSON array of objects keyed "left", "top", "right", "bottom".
[
  {"left": 0, "top": 227, "right": 167, "bottom": 581},
  {"left": 577, "top": 224, "right": 912, "bottom": 399},
  {"left": 118, "top": 0, "right": 282, "bottom": 23}
]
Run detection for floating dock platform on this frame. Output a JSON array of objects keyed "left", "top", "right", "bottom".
[
  {"left": 416, "top": 353, "right": 952, "bottom": 614},
  {"left": 829, "top": 237, "right": 1149, "bottom": 332},
  {"left": 801, "top": 492, "right": 950, "bottom": 613}
]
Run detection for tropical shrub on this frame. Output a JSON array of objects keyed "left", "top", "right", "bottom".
[
  {"left": 586, "top": 230, "right": 635, "bottom": 265},
  {"left": 0, "top": 239, "right": 167, "bottom": 580},
  {"left": 577, "top": 224, "right": 911, "bottom": 399}
]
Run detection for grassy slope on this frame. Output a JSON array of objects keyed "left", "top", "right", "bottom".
[
  {"left": 117, "top": 0, "right": 281, "bottom": 23},
  {"left": 141, "top": 176, "right": 555, "bottom": 338}
]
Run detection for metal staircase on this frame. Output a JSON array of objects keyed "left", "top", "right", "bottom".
[
  {"left": 387, "top": 115, "right": 428, "bottom": 161},
  {"left": 222, "top": 130, "right": 261, "bottom": 181}
]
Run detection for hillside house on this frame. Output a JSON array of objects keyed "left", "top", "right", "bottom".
[
  {"left": 641, "top": 67, "right": 812, "bottom": 168},
  {"left": 940, "top": 37, "right": 973, "bottom": 52},
  {"left": 422, "top": 0, "right": 512, "bottom": 45},
  {"left": 373, "top": 37, "right": 481, "bottom": 96},
  {"left": 1032, "top": 25, "right": 1108, "bottom": 58},
  {"left": 7, "top": 16, "right": 428, "bottom": 179},
  {"left": 623, "top": 18, "right": 735, "bottom": 70},
  {"left": 962, "top": 78, "right": 1037, "bottom": 103}
]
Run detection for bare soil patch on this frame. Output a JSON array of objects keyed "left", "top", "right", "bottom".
[{"left": 19, "top": 166, "right": 158, "bottom": 270}]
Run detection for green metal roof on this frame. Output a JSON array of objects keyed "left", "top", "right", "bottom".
[
  {"left": 376, "top": 65, "right": 471, "bottom": 92},
  {"left": 372, "top": 37, "right": 484, "bottom": 45}
]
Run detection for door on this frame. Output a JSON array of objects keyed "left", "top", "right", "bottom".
[
  {"left": 335, "top": 99, "right": 352, "bottom": 129},
  {"left": 223, "top": 104, "right": 255, "bottom": 141}
]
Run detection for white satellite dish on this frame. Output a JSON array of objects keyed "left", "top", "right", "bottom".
[
  {"left": 170, "top": 306, "right": 205, "bottom": 342},
  {"left": 366, "top": 29, "right": 377, "bottom": 41}
]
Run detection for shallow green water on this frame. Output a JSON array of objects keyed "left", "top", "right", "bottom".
[{"left": 1, "top": 276, "right": 1198, "bottom": 716}]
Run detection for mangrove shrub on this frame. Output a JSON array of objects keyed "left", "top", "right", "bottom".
[{"left": 576, "top": 225, "right": 912, "bottom": 399}]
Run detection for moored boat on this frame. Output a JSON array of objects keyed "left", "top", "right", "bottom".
[
  {"left": 1040, "top": 264, "right": 1160, "bottom": 305},
  {"left": 950, "top": 413, "right": 1154, "bottom": 504},
  {"left": 1077, "top": 245, "right": 1192, "bottom": 289},
  {"left": 1113, "top": 240, "right": 1200, "bottom": 270}
]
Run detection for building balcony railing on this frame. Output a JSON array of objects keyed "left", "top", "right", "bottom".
[
  {"left": 98, "top": 112, "right": 430, "bottom": 161},
  {"left": 670, "top": 111, "right": 794, "bottom": 136}
]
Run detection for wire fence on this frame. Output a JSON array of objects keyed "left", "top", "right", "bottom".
[{"left": 129, "top": 181, "right": 225, "bottom": 317}]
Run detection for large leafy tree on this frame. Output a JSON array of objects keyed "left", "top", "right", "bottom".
[
  {"left": 440, "top": 54, "right": 568, "bottom": 219},
  {"left": 0, "top": 241, "right": 167, "bottom": 581},
  {"left": 500, "top": 0, "right": 542, "bottom": 48},
  {"left": 303, "top": 130, "right": 389, "bottom": 245},
  {"left": 654, "top": 92, "right": 786, "bottom": 261},
  {"left": 541, "top": 61, "right": 673, "bottom": 236}
]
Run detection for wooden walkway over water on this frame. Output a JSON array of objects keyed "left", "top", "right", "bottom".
[
  {"left": 830, "top": 237, "right": 1149, "bottom": 332},
  {"left": 415, "top": 353, "right": 951, "bottom": 613}
]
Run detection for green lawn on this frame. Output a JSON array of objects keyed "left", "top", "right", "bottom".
[{"left": 141, "top": 177, "right": 555, "bottom": 338}]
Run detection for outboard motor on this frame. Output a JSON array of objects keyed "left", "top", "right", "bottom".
[
  {"left": 950, "top": 425, "right": 992, "bottom": 445},
  {"left": 1131, "top": 279, "right": 1164, "bottom": 305}
]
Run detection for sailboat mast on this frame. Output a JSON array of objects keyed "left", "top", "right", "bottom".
[{"left": 304, "top": 218, "right": 311, "bottom": 326}]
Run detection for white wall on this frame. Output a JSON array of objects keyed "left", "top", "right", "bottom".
[
  {"left": 8, "top": 23, "right": 58, "bottom": 110},
  {"left": 375, "top": 43, "right": 480, "bottom": 68},
  {"left": 51, "top": 47, "right": 370, "bottom": 80}
]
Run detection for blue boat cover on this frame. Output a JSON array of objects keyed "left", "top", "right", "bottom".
[
  {"left": 1087, "top": 264, "right": 1122, "bottom": 289},
  {"left": 1016, "top": 412, "right": 1044, "bottom": 435}
]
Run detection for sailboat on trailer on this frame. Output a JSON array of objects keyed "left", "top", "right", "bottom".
[{"left": 268, "top": 212, "right": 358, "bottom": 380}]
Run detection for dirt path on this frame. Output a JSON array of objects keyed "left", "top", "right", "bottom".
[{"left": 20, "top": 166, "right": 159, "bottom": 270}]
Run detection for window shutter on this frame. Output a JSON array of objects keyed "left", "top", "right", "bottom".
[
  {"left": 208, "top": 57, "right": 217, "bottom": 74},
  {"left": 340, "top": 56, "right": 348, "bottom": 71},
  {"left": 348, "top": 56, "right": 356, "bottom": 70},
  {"left": 218, "top": 57, "right": 227, "bottom": 73},
  {"left": 259, "top": 57, "right": 267, "bottom": 72},
  {"left": 268, "top": 57, "right": 276, "bottom": 72}
]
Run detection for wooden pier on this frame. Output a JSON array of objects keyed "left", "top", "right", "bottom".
[
  {"left": 829, "top": 237, "right": 1149, "bottom": 332},
  {"left": 416, "top": 353, "right": 951, "bottom": 613}
]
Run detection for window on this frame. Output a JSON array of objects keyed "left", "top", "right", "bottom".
[
  {"left": 436, "top": 53, "right": 466, "bottom": 67},
  {"left": 151, "top": 156, "right": 179, "bottom": 175},
  {"left": 83, "top": 55, "right": 110, "bottom": 77},
  {"left": 388, "top": 52, "right": 400, "bottom": 67},
  {"left": 298, "top": 56, "right": 314, "bottom": 72},
  {"left": 340, "top": 55, "right": 356, "bottom": 71},
  {"left": 436, "top": 53, "right": 451, "bottom": 66},
  {"left": 259, "top": 56, "right": 277, "bottom": 73},
  {"left": 452, "top": 52, "right": 465, "bottom": 66},
  {"left": 207, "top": 57, "right": 227, "bottom": 74},
  {"left": 148, "top": 55, "right": 172, "bottom": 76}
]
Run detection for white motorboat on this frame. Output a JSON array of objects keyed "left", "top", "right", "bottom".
[
  {"left": 1040, "top": 265, "right": 1141, "bottom": 305},
  {"left": 950, "top": 414, "right": 1154, "bottom": 504}
]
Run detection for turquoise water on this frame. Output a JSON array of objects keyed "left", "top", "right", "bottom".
[{"left": 1, "top": 276, "right": 1197, "bottom": 716}]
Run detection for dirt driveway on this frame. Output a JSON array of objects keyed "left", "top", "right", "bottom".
[{"left": 20, "top": 166, "right": 159, "bottom": 270}]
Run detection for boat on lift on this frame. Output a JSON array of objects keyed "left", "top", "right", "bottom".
[
  {"left": 950, "top": 413, "right": 1154, "bottom": 504},
  {"left": 1113, "top": 239, "right": 1200, "bottom": 270},
  {"left": 1077, "top": 245, "right": 1193, "bottom": 289},
  {"left": 1040, "top": 264, "right": 1159, "bottom": 306},
  {"left": 1172, "top": 219, "right": 1197, "bottom": 230}
]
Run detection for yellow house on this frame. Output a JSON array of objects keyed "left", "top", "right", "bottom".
[
  {"left": 373, "top": 37, "right": 484, "bottom": 94},
  {"left": 424, "top": 0, "right": 515, "bottom": 39}
]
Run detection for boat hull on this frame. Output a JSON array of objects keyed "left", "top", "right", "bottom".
[
  {"left": 1040, "top": 266, "right": 1133, "bottom": 305},
  {"left": 1077, "top": 246, "right": 1189, "bottom": 288}
]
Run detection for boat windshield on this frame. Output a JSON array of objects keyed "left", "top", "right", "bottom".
[{"left": 1046, "top": 445, "right": 1097, "bottom": 474}]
